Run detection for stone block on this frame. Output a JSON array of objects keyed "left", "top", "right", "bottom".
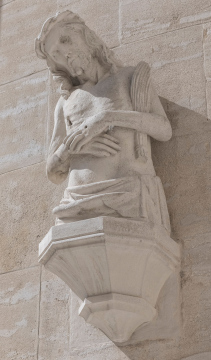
[
  {"left": 114, "top": 25, "right": 206, "bottom": 116},
  {"left": 38, "top": 267, "right": 70, "bottom": 360},
  {"left": 57, "top": 0, "right": 120, "bottom": 48},
  {"left": 0, "top": 266, "right": 40, "bottom": 360},
  {"left": 0, "top": 0, "right": 57, "bottom": 85},
  {"left": 0, "top": 71, "right": 49, "bottom": 174},
  {"left": 120, "top": 0, "right": 175, "bottom": 43},
  {"left": 0, "top": 162, "right": 67, "bottom": 274},
  {"left": 120, "top": 0, "right": 211, "bottom": 44},
  {"left": 68, "top": 273, "right": 180, "bottom": 352}
]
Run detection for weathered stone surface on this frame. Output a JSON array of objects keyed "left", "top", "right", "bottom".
[
  {"left": 57, "top": 0, "right": 120, "bottom": 48},
  {"left": 120, "top": 0, "right": 175, "bottom": 43},
  {"left": 69, "top": 273, "right": 180, "bottom": 350},
  {"left": 160, "top": 98, "right": 211, "bottom": 138},
  {"left": 1, "top": 0, "right": 14, "bottom": 6},
  {"left": 46, "top": 74, "right": 60, "bottom": 154},
  {"left": 115, "top": 25, "right": 206, "bottom": 116},
  {"left": 179, "top": 231, "right": 211, "bottom": 355},
  {"left": 69, "top": 344, "right": 130, "bottom": 360},
  {"left": 202, "top": 22, "right": 211, "bottom": 119},
  {"left": 0, "top": 162, "right": 66, "bottom": 274},
  {"left": 69, "top": 292, "right": 109, "bottom": 351},
  {"left": 182, "top": 353, "right": 211, "bottom": 360},
  {"left": 0, "top": 267, "right": 40, "bottom": 360},
  {"left": 1, "top": 2, "right": 211, "bottom": 359},
  {"left": 0, "top": 71, "right": 48, "bottom": 174},
  {"left": 152, "top": 128, "right": 211, "bottom": 239},
  {"left": 203, "top": 23, "right": 211, "bottom": 80},
  {"left": 120, "top": 0, "right": 211, "bottom": 44},
  {"left": 38, "top": 267, "right": 70, "bottom": 360},
  {"left": 0, "top": 0, "right": 57, "bottom": 85},
  {"left": 39, "top": 217, "right": 179, "bottom": 344}
]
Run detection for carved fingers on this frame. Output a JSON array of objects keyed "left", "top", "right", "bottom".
[
  {"left": 64, "top": 132, "right": 120, "bottom": 157},
  {"left": 80, "top": 134, "right": 121, "bottom": 156}
]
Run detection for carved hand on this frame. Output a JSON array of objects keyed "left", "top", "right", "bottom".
[
  {"left": 63, "top": 132, "right": 120, "bottom": 157},
  {"left": 65, "top": 111, "right": 112, "bottom": 152}
]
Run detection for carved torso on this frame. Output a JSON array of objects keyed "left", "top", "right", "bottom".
[{"left": 63, "top": 67, "right": 155, "bottom": 188}]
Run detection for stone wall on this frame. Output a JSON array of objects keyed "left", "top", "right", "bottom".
[{"left": 0, "top": 1, "right": 211, "bottom": 359}]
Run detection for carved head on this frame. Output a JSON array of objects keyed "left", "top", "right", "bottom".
[{"left": 35, "top": 11, "right": 121, "bottom": 97}]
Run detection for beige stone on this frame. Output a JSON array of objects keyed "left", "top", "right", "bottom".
[
  {"left": 46, "top": 74, "right": 61, "bottom": 155},
  {"left": 120, "top": 0, "right": 175, "bottom": 43},
  {"left": 57, "top": 0, "right": 120, "bottom": 48},
  {"left": 0, "top": 71, "right": 48, "bottom": 174},
  {"left": 69, "top": 292, "right": 110, "bottom": 351},
  {"left": 1, "top": 0, "right": 13, "bottom": 6},
  {"left": 159, "top": 98, "right": 211, "bottom": 138},
  {"left": 152, "top": 129, "right": 211, "bottom": 239},
  {"left": 1, "top": 2, "right": 211, "bottom": 359},
  {"left": 69, "top": 273, "right": 180, "bottom": 350},
  {"left": 115, "top": 25, "right": 207, "bottom": 117},
  {"left": 0, "top": 266, "right": 40, "bottom": 360},
  {"left": 69, "top": 346, "right": 131, "bottom": 360},
  {"left": 120, "top": 0, "right": 211, "bottom": 44},
  {"left": 39, "top": 217, "right": 179, "bottom": 344},
  {"left": 180, "top": 273, "right": 211, "bottom": 354},
  {"left": 69, "top": 344, "right": 130, "bottom": 360},
  {"left": 202, "top": 23, "right": 211, "bottom": 80},
  {"left": 202, "top": 23, "right": 211, "bottom": 119},
  {"left": 0, "top": 0, "right": 57, "bottom": 85},
  {"left": 182, "top": 353, "right": 211, "bottom": 360},
  {"left": 38, "top": 267, "right": 70, "bottom": 360},
  {"left": 180, "top": 231, "right": 211, "bottom": 354},
  {"left": 205, "top": 81, "right": 211, "bottom": 120},
  {"left": 0, "top": 162, "right": 66, "bottom": 274}
]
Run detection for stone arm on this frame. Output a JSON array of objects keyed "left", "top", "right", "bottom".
[
  {"left": 107, "top": 85, "right": 172, "bottom": 141},
  {"left": 71, "top": 84, "right": 172, "bottom": 153},
  {"left": 46, "top": 97, "right": 71, "bottom": 184}
]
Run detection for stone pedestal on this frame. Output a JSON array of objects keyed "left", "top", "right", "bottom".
[{"left": 39, "top": 217, "right": 180, "bottom": 344}]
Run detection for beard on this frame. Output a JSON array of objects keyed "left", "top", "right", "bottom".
[{"left": 67, "top": 50, "right": 92, "bottom": 79}]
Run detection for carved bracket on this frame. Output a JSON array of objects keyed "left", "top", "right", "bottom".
[{"left": 39, "top": 217, "right": 180, "bottom": 344}]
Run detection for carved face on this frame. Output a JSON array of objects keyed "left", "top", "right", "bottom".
[{"left": 44, "top": 24, "right": 98, "bottom": 83}]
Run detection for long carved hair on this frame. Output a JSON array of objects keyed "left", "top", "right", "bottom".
[{"left": 35, "top": 11, "right": 121, "bottom": 98}]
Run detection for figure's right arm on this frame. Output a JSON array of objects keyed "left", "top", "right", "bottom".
[{"left": 46, "top": 96, "right": 71, "bottom": 185}]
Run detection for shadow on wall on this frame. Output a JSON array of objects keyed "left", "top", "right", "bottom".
[
  {"left": 0, "top": 0, "right": 2, "bottom": 39},
  {"left": 117, "top": 99, "right": 211, "bottom": 360},
  {"left": 153, "top": 98, "right": 211, "bottom": 242}
]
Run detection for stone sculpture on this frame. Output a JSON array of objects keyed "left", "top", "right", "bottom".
[
  {"left": 35, "top": 10, "right": 172, "bottom": 228},
  {"left": 36, "top": 11, "right": 180, "bottom": 344}
]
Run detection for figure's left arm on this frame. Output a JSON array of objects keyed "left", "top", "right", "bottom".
[
  {"left": 67, "top": 66, "right": 172, "bottom": 151},
  {"left": 107, "top": 84, "right": 172, "bottom": 142}
]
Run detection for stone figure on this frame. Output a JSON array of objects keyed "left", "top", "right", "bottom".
[
  {"left": 36, "top": 12, "right": 180, "bottom": 344},
  {"left": 35, "top": 11, "right": 172, "bottom": 231}
]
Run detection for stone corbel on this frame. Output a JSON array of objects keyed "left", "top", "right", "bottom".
[{"left": 39, "top": 216, "right": 180, "bottom": 344}]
